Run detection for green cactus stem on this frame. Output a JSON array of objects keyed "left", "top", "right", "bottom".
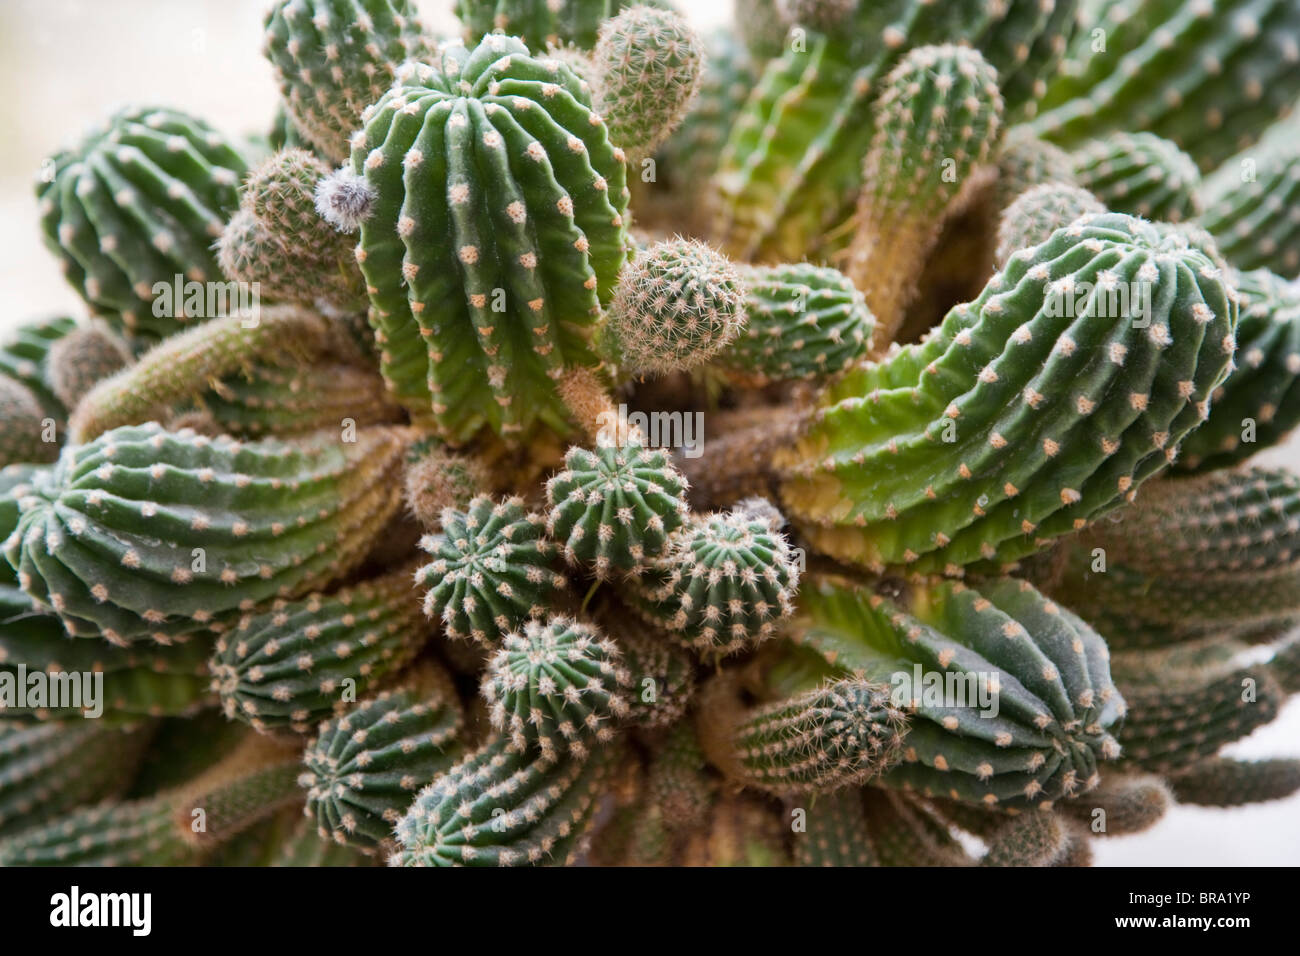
[
  {"left": 350, "top": 37, "right": 632, "bottom": 441},
  {"left": 994, "top": 182, "right": 1105, "bottom": 267},
  {"left": 300, "top": 667, "right": 466, "bottom": 849},
  {"left": 777, "top": 214, "right": 1237, "bottom": 576},
  {"left": 0, "top": 316, "right": 77, "bottom": 422},
  {"left": 44, "top": 322, "right": 134, "bottom": 414},
  {"left": 787, "top": 575, "right": 1125, "bottom": 810},
  {"left": 403, "top": 442, "right": 491, "bottom": 531},
  {"left": 392, "top": 734, "right": 623, "bottom": 866},
  {"left": 1070, "top": 132, "right": 1202, "bottom": 223},
  {"left": 1059, "top": 773, "right": 1170, "bottom": 836},
  {"left": 1168, "top": 757, "right": 1300, "bottom": 808},
  {"left": 845, "top": 44, "right": 1005, "bottom": 349},
  {"left": 262, "top": 0, "right": 438, "bottom": 165},
  {"left": 791, "top": 788, "right": 877, "bottom": 867},
  {"left": 456, "top": 0, "right": 633, "bottom": 52},
  {"left": 606, "top": 610, "right": 697, "bottom": 728},
  {"left": 991, "top": 126, "right": 1079, "bottom": 212},
  {"left": 210, "top": 566, "right": 430, "bottom": 733},
  {"left": 0, "top": 377, "right": 56, "bottom": 468},
  {"left": 5, "top": 422, "right": 409, "bottom": 644},
  {"left": 36, "top": 106, "right": 248, "bottom": 347},
  {"left": 416, "top": 494, "right": 567, "bottom": 647}
]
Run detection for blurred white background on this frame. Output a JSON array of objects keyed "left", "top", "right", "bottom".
[{"left": 0, "top": 0, "right": 1295, "bottom": 865}]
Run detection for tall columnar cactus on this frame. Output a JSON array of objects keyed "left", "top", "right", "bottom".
[
  {"left": 788, "top": 575, "right": 1125, "bottom": 810},
  {"left": 4, "top": 422, "right": 408, "bottom": 644},
  {"left": 1033, "top": 0, "right": 1300, "bottom": 172},
  {"left": 218, "top": 149, "right": 367, "bottom": 310},
  {"left": 1069, "top": 132, "right": 1203, "bottom": 223},
  {"left": 777, "top": 214, "right": 1237, "bottom": 576},
  {"left": 44, "top": 322, "right": 134, "bottom": 413},
  {"left": 348, "top": 37, "right": 632, "bottom": 441},
  {"left": 630, "top": 503, "right": 800, "bottom": 660},
  {"left": 481, "top": 616, "right": 631, "bottom": 757},
  {"left": 36, "top": 107, "right": 248, "bottom": 346},
  {"left": 699, "top": 676, "right": 906, "bottom": 797},
  {"left": 299, "top": 670, "right": 466, "bottom": 848},
  {"left": 545, "top": 437, "right": 690, "bottom": 578},
  {"left": 1200, "top": 116, "right": 1300, "bottom": 278},
  {"left": 715, "top": 262, "right": 873, "bottom": 385},
  {"left": 210, "top": 566, "right": 429, "bottom": 733},
  {"left": 262, "top": 0, "right": 438, "bottom": 165},
  {"left": 715, "top": 0, "right": 1077, "bottom": 262},
  {"left": 602, "top": 238, "right": 747, "bottom": 378},
  {"left": 1029, "top": 467, "right": 1300, "bottom": 648},
  {"left": 0, "top": 723, "right": 153, "bottom": 837},
  {"left": 590, "top": 5, "right": 704, "bottom": 160},
  {"left": 994, "top": 182, "right": 1104, "bottom": 267},
  {"left": 416, "top": 495, "right": 567, "bottom": 647},
  {"left": 845, "top": 44, "right": 1006, "bottom": 347},
  {"left": 456, "top": 0, "right": 631, "bottom": 52},
  {"left": 392, "top": 734, "right": 622, "bottom": 866},
  {"left": 1177, "top": 269, "right": 1300, "bottom": 471}
]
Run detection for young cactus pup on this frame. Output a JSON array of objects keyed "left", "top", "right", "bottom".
[
  {"left": 1069, "top": 132, "right": 1202, "bottom": 223},
  {"left": 846, "top": 44, "right": 1005, "bottom": 349}
]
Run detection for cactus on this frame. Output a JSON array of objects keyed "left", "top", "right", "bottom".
[
  {"left": 545, "top": 437, "right": 690, "bottom": 577},
  {"left": 980, "top": 810, "right": 1067, "bottom": 866},
  {"left": 36, "top": 107, "right": 248, "bottom": 346},
  {"left": 1200, "top": 115, "right": 1300, "bottom": 278},
  {"left": 1060, "top": 773, "right": 1171, "bottom": 837},
  {"left": 456, "top": 0, "right": 632, "bottom": 52},
  {"left": 0, "top": 722, "right": 153, "bottom": 837},
  {"left": 698, "top": 675, "right": 906, "bottom": 797},
  {"left": 262, "top": 0, "right": 438, "bottom": 165},
  {"left": 861, "top": 788, "right": 973, "bottom": 866},
  {"left": 791, "top": 788, "right": 877, "bottom": 867},
  {"left": 603, "top": 238, "right": 747, "bottom": 378},
  {"left": 777, "top": 214, "right": 1237, "bottom": 576},
  {"left": 1168, "top": 757, "right": 1300, "bottom": 808},
  {"left": 590, "top": 5, "right": 704, "bottom": 160},
  {"left": 416, "top": 495, "right": 567, "bottom": 647},
  {"left": 715, "top": 0, "right": 1078, "bottom": 262},
  {"left": 1070, "top": 132, "right": 1203, "bottom": 223},
  {"left": 0, "top": 316, "right": 76, "bottom": 422},
  {"left": 348, "top": 38, "right": 632, "bottom": 441},
  {"left": 788, "top": 575, "right": 1125, "bottom": 809},
  {"left": 1030, "top": 467, "right": 1300, "bottom": 647},
  {"left": 210, "top": 567, "right": 429, "bottom": 733},
  {"left": 607, "top": 611, "right": 697, "bottom": 728},
  {"left": 715, "top": 262, "right": 873, "bottom": 385},
  {"left": 44, "top": 322, "right": 134, "bottom": 413},
  {"left": 392, "top": 734, "right": 622, "bottom": 866},
  {"left": 4, "top": 422, "right": 408, "bottom": 644},
  {"left": 403, "top": 442, "right": 491, "bottom": 530},
  {"left": 991, "top": 126, "right": 1079, "bottom": 212},
  {"left": 1033, "top": 0, "right": 1300, "bottom": 172},
  {"left": 300, "top": 670, "right": 465, "bottom": 848},
  {"left": 994, "top": 182, "right": 1105, "bottom": 267},
  {"left": 630, "top": 503, "right": 800, "bottom": 659},
  {"left": 218, "top": 149, "right": 367, "bottom": 310},
  {"left": 0, "top": 377, "right": 56, "bottom": 468},
  {"left": 271, "top": 815, "right": 384, "bottom": 865},
  {"left": 845, "top": 44, "right": 1006, "bottom": 347},
  {"left": 482, "top": 616, "right": 630, "bottom": 757}
]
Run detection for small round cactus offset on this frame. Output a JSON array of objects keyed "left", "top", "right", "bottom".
[
  {"left": 349, "top": 36, "right": 632, "bottom": 441},
  {"left": 402, "top": 441, "right": 490, "bottom": 530},
  {"left": 603, "top": 238, "right": 747, "bottom": 378},
  {"left": 217, "top": 148, "right": 366, "bottom": 310},
  {"left": 456, "top": 0, "right": 629, "bottom": 52},
  {"left": 0, "top": 378, "right": 55, "bottom": 468},
  {"left": 994, "top": 182, "right": 1104, "bottom": 266},
  {"left": 482, "top": 616, "right": 632, "bottom": 757},
  {"left": 545, "top": 437, "right": 690, "bottom": 578},
  {"left": 36, "top": 107, "right": 248, "bottom": 347},
  {"left": 262, "top": 0, "right": 438, "bottom": 165},
  {"left": 590, "top": 5, "right": 704, "bottom": 160},
  {"left": 416, "top": 495, "right": 566, "bottom": 646},
  {"left": 632, "top": 502, "right": 800, "bottom": 659},
  {"left": 44, "top": 322, "right": 134, "bottom": 412},
  {"left": 299, "top": 675, "right": 465, "bottom": 849}
]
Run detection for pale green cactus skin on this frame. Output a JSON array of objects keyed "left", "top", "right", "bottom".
[
  {"left": 992, "top": 126, "right": 1079, "bottom": 212},
  {"left": 263, "top": 0, "right": 439, "bottom": 165},
  {"left": 1169, "top": 757, "right": 1300, "bottom": 808},
  {"left": 3, "top": 422, "right": 408, "bottom": 644},
  {"left": 456, "top": 0, "right": 632, "bottom": 51},
  {"left": 994, "top": 182, "right": 1105, "bottom": 267},
  {"left": 1200, "top": 116, "right": 1300, "bottom": 278},
  {"left": 608, "top": 611, "right": 697, "bottom": 728},
  {"left": 1033, "top": 0, "right": 1300, "bottom": 172},
  {"left": 36, "top": 107, "right": 248, "bottom": 347},
  {"left": 0, "top": 316, "right": 76, "bottom": 423},
  {"left": 1070, "top": 132, "right": 1202, "bottom": 223},
  {"left": 788, "top": 575, "right": 1125, "bottom": 810},
  {"left": 351, "top": 37, "right": 632, "bottom": 441},
  {"left": 777, "top": 214, "right": 1237, "bottom": 576}
]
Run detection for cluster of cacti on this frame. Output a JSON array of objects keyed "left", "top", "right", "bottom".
[{"left": 2, "top": 0, "right": 1298, "bottom": 872}]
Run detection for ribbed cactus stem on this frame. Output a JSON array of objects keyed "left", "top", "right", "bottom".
[
  {"left": 44, "top": 322, "right": 134, "bottom": 413},
  {"left": 994, "top": 182, "right": 1104, "bottom": 267},
  {"left": 70, "top": 305, "right": 360, "bottom": 442}
]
